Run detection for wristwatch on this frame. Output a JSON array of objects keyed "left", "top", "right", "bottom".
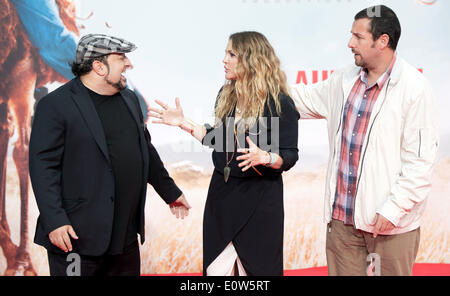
[{"left": 264, "top": 152, "right": 277, "bottom": 168}]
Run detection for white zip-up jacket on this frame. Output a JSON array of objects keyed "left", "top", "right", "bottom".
[{"left": 289, "top": 57, "right": 439, "bottom": 235}]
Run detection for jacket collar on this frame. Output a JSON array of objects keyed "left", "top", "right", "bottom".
[
  {"left": 343, "top": 54, "right": 403, "bottom": 87},
  {"left": 70, "top": 77, "right": 111, "bottom": 163},
  {"left": 69, "top": 77, "right": 149, "bottom": 176}
]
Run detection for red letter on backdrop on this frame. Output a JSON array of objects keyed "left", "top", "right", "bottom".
[
  {"left": 312, "top": 70, "right": 319, "bottom": 84},
  {"left": 296, "top": 71, "right": 308, "bottom": 84}
]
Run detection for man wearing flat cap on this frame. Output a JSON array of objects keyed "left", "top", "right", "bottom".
[{"left": 29, "top": 34, "right": 191, "bottom": 276}]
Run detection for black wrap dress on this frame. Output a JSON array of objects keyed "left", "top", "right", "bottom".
[{"left": 201, "top": 93, "right": 300, "bottom": 275}]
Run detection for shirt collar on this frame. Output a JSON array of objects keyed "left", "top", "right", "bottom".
[{"left": 360, "top": 53, "right": 397, "bottom": 89}]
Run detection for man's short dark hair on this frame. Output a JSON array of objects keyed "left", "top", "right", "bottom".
[
  {"left": 355, "top": 5, "right": 401, "bottom": 50},
  {"left": 70, "top": 55, "right": 109, "bottom": 77}
]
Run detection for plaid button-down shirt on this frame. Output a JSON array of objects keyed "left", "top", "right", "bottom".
[{"left": 332, "top": 55, "right": 396, "bottom": 225}]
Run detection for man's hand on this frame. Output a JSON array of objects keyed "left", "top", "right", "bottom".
[
  {"left": 49, "top": 225, "right": 78, "bottom": 252},
  {"left": 372, "top": 214, "right": 395, "bottom": 238},
  {"left": 169, "top": 194, "right": 191, "bottom": 219}
]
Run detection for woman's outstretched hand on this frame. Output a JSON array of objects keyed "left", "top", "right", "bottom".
[{"left": 150, "top": 97, "right": 184, "bottom": 126}]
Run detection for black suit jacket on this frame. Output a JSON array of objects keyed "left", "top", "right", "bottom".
[{"left": 29, "top": 77, "right": 182, "bottom": 256}]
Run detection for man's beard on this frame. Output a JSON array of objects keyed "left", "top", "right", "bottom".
[
  {"left": 105, "top": 75, "right": 126, "bottom": 91},
  {"left": 353, "top": 42, "right": 375, "bottom": 67},
  {"left": 353, "top": 52, "right": 365, "bottom": 67},
  {"left": 103, "top": 63, "right": 126, "bottom": 91},
  {"left": 355, "top": 58, "right": 364, "bottom": 67}
]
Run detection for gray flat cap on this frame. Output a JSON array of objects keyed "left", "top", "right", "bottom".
[{"left": 75, "top": 34, "right": 137, "bottom": 64}]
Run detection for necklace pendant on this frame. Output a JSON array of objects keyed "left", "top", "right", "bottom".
[{"left": 224, "top": 166, "right": 231, "bottom": 183}]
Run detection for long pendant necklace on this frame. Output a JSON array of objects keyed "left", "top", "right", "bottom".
[
  {"left": 224, "top": 120, "right": 235, "bottom": 183},
  {"left": 224, "top": 116, "right": 262, "bottom": 183}
]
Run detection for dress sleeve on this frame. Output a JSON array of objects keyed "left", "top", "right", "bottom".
[{"left": 272, "top": 94, "right": 300, "bottom": 172}]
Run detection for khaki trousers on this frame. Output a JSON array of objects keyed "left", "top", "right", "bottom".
[{"left": 326, "top": 219, "right": 420, "bottom": 276}]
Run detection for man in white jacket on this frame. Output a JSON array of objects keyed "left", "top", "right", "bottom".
[{"left": 289, "top": 5, "right": 439, "bottom": 276}]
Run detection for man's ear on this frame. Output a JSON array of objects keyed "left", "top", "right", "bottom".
[
  {"left": 92, "top": 60, "right": 107, "bottom": 76},
  {"left": 378, "top": 33, "right": 390, "bottom": 50}
]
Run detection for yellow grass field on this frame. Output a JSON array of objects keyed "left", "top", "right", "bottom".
[{"left": 1, "top": 157, "right": 449, "bottom": 275}]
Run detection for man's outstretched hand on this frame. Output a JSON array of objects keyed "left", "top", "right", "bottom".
[{"left": 169, "top": 194, "right": 191, "bottom": 219}]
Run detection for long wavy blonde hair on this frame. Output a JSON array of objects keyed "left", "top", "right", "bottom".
[{"left": 215, "top": 31, "right": 288, "bottom": 131}]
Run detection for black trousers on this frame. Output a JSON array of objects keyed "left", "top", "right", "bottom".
[{"left": 47, "top": 241, "right": 140, "bottom": 276}]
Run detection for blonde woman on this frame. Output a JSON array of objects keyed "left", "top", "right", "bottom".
[{"left": 150, "top": 31, "right": 299, "bottom": 276}]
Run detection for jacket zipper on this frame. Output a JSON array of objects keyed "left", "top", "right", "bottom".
[
  {"left": 353, "top": 79, "right": 392, "bottom": 227},
  {"left": 330, "top": 93, "right": 346, "bottom": 216},
  {"left": 418, "top": 129, "right": 422, "bottom": 158}
]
